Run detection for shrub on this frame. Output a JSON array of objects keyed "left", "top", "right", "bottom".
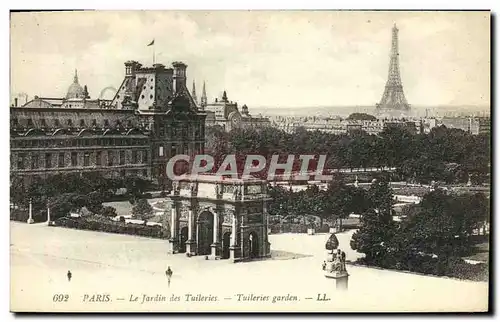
[{"left": 53, "top": 215, "right": 166, "bottom": 239}]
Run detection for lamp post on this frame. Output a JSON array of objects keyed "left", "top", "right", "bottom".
[
  {"left": 47, "top": 202, "right": 51, "bottom": 226},
  {"left": 27, "top": 198, "right": 34, "bottom": 224}
]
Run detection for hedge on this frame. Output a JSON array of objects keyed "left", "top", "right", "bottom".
[
  {"left": 356, "top": 255, "right": 488, "bottom": 281},
  {"left": 10, "top": 209, "right": 46, "bottom": 223},
  {"left": 53, "top": 216, "right": 170, "bottom": 239}
]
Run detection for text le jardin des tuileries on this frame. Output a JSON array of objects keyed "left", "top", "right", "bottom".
[{"left": 70, "top": 293, "right": 332, "bottom": 304}]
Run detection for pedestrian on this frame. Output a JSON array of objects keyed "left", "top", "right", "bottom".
[
  {"left": 67, "top": 270, "right": 72, "bottom": 282},
  {"left": 165, "top": 266, "right": 173, "bottom": 287}
]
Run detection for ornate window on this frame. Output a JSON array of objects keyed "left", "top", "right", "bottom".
[
  {"left": 96, "top": 151, "right": 102, "bottom": 166},
  {"left": 58, "top": 152, "right": 65, "bottom": 168},
  {"left": 45, "top": 153, "right": 52, "bottom": 169},
  {"left": 70, "top": 152, "right": 77, "bottom": 166},
  {"left": 31, "top": 154, "right": 39, "bottom": 169},
  {"left": 119, "top": 150, "right": 125, "bottom": 165},
  {"left": 17, "top": 154, "right": 25, "bottom": 169},
  {"left": 84, "top": 152, "right": 90, "bottom": 166},
  {"left": 108, "top": 151, "right": 114, "bottom": 166}
]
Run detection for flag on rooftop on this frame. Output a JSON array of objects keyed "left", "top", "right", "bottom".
[{"left": 147, "top": 39, "right": 155, "bottom": 46}]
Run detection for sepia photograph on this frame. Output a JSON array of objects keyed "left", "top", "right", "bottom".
[{"left": 9, "top": 10, "right": 491, "bottom": 313}]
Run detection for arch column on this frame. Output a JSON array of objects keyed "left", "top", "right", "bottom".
[
  {"left": 167, "top": 205, "right": 179, "bottom": 254},
  {"left": 210, "top": 211, "right": 220, "bottom": 259},
  {"left": 229, "top": 211, "right": 239, "bottom": 261},
  {"left": 185, "top": 207, "right": 196, "bottom": 255}
]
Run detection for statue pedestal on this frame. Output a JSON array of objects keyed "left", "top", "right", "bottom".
[
  {"left": 167, "top": 238, "right": 178, "bottom": 254},
  {"left": 209, "top": 242, "right": 221, "bottom": 260},
  {"left": 185, "top": 239, "right": 196, "bottom": 256},
  {"left": 324, "top": 270, "right": 349, "bottom": 290}
]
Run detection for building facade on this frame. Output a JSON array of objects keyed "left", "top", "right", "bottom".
[
  {"left": 200, "top": 87, "right": 271, "bottom": 131},
  {"left": 10, "top": 60, "right": 206, "bottom": 186}
]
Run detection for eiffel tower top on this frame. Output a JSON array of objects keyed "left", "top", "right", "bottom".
[{"left": 376, "top": 23, "right": 411, "bottom": 114}]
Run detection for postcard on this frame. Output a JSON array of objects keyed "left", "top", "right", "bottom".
[{"left": 9, "top": 10, "right": 490, "bottom": 312}]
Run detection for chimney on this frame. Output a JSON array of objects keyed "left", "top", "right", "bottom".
[
  {"left": 172, "top": 61, "right": 187, "bottom": 95},
  {"left": 14, "top": 98, "right": 18, "bottom": 107}
]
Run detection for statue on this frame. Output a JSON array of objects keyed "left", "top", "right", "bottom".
[
  {"left": 233, "top": 185, "right": 242, "bottom": 200},
  {"left": 216, "top": 183, "right": 222, "bottom": 196},
  {"left": 323, "top": 248, "right": 347, "bottom": 275},
  {"left": 171, "top": 181, "right": 180, "bottom": 196}
]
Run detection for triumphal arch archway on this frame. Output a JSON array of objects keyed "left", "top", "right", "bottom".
[{"left": 165, "top": 174, "right": 271, "bottom": 262}]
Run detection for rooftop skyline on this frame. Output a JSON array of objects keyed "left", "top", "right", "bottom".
[{"left": 10, "top": 11, "right": 490, "bottom": 108}]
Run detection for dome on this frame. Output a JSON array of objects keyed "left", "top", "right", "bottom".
[{"left": 66, "top": 69, "right": 84, "bottom": 99}]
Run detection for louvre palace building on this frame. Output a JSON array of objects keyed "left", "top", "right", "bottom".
[{"left": 10, "top": 60, "right": 206, "bottom": 185}]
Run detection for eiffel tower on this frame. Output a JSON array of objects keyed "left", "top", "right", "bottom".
[{"left": 376, "top": 24, "right": 411, "bottom": 114}]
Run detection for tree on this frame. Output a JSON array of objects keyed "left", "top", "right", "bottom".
[
  {"left": 10, "top": 174, "right": 25, "bottom": 207},
  {"left": 325, "top": 180, "right": 369, "bottom": 231},
  {"left": 47, "top": 194, "right": 77, "bottom": 220},
  {"left": 347, "top": 113, "right": 377, "bottom": 121},
  {"left": 350, "top": 208, "right": 396, "bottom": 266},
  {"left": 87, "top": 191, "right": 104, "bottom": 214},
  {"left": 132, "top": 199, "right": 154, "bottom": 220},
  {"left": 100, "top": 206, "right": 118, "bottom": 218},
  {"left": 367, "top": 179, "right": 394, "bottom": 217},
  {"left": 350, "top": 179, "right": 396, "bottom": 265}
]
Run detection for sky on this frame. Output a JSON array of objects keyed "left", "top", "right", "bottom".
[{"left": 10, "top": 11, "right": 490, "bottom": 108}]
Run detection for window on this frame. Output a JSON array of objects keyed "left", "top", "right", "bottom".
[
  {"left": 132, "top": 150, "right": 138, "bottom": 164},
  {"left": 54, "top": 119, "right": 60, "bottom": 127},
  {"left": 171, "top": 144, "right": 177, "bottom": 156},
  {"left": 79, "top": 119, "right": 85, "bottom": 127},
  {"left": 142, "top": 169, "right": 147, "bottom": 177},
  {"left": 104, "top": 119, "right": 109, "bottom": 127},
  {"left": 67, "top": 119, "right": 73, "bottom": 127},
  {"left": 71, "top": 152, "right": 77, "bottom": 166},
  {"left": 119, "top": 150, "right": 125, "bottom": 165},
  {"left": 31, "top": 154, "right": 39, "bottom": 169},
  {"left": 92, "top": 119, "right": 97, "bottom": 127},
  {"left": 27, "top": 118, "right": 34, "bottom": 127},
  {"left": 45, "top": 153, "right": 52, "bottom": 168},
  {"left": 40, "top": 119, "right": 47, "bottom": 127},
  {"left": 96, "top": 151, "right": 102, "bottom": 166},
  {"left": 84, "top": 152, "right": 90, "bottom": 166},
  {"left": 150, "top": 94, "right": 153, "bottom": 99},
  {"left": 58, "top": 152, "right": 65, "bottom": 168},
  {"left": 108, "top": 151, "right": 114, "bottom": 166},
  {"left": 143, "top": 150, "right": 148, "bottom": 163},
  {"left": 17, "top": 154, "right": 25, "bottom": 169},
  {"left": 159, "top": 145, "right": 164, "bottom": 157}
]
